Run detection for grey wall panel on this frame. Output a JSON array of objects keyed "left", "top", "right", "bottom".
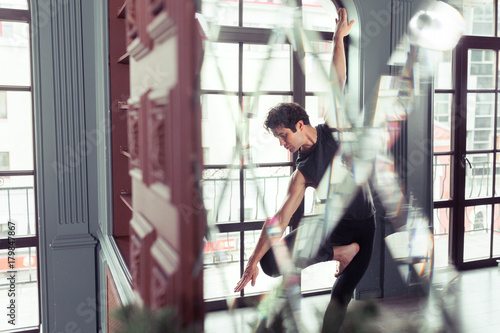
[{"left": 31, "top": 0, "right": 102, "bottom": 331}]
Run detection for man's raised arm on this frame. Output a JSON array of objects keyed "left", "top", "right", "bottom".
[{"left": 331, "top": 8, "right": 354, "bottom": 92}]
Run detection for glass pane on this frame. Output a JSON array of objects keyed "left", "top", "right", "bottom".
[
  {"left": 243, "top": 44, "right": 291, "bottom": 92},
  {"left": 201, "top": 43, "right": 239, "bottom": 91},
  {"left": 494, "top": 204, "right": 500, "bottom": 257},
  {"left": 465, "top": 153, "right": 493, "bottom": 199},
  {"left": 201, "top": 94, "right": 238, "bottom": 165},
  {"left": 433, "top": 155, "right": 451, "bottom": 201},
  {"left": 466, "top": 94, "right": 494, "bottom": 151},
  {"left": 467, "top": 49, "right": 495, "bottom": 90},
  {"left": 433, "top": 208, "right": 450, "bottom": 268},
  {"left": 455, "top": 0, "right": 494, "bottom": 36},
  {"left": 305, "top": 41, "right": 333, "bottom": 92},
  {"left": 0, "top": 176, "right": 35, "bottom": 238},
  {"left": 0, "top": 0, "right": 27, "bottom": 9},
  {"left": 464, "top": 205, "right": 492, "bottom": 261},
  {"left": 433, "top": 93, "right": 452, "bottom": 152},
  {"left": 0, "top": 21, "right": 30, "bottom": 86},
  {"left": 434, "top": 51, "right": 453, "bottom": 89},
  {"left": 302, "top": 0, "right": 337, "bottom": 32},
  {"left": 243, "top": 0, "right": 286, "bottom": 29},
  {"left": 203, "top": 232, "right": 241, "bottom": 299},
  {"left": 201, "top": 0, "right": 238, "bottom": 27},
  {"left": 0, "top": 247, "right": 38, "bottom": 330},
  {"left": 245, "top": 95, "right": 292, "bottom": 164},
  {"left": 243, "top": 230, "right": 283, "bottom": 295},
  {"left": 202, "top": 168, "right": 240, "bottom": 224},
  {"left": 0, "top": 91, "right": 33, "bottom": 170},
  {"left": 496, "top": 154, "right": 500, "bottom": 196},
  {"left": 244, "top": 166, "right": 291, "bottom": 221},
  {"left": 305, "top": 95, "right": 329, "bottom": 127}
]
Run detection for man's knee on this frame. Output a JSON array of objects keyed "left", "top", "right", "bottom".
[{"left": 260, "top": 252, "right": 280, "bottom": 277}]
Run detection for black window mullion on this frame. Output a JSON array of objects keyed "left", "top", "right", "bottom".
[
  {"left": 238, "top": 0, "right": 242, "bottom": 27},
  {"left": 0, "top": 236, "right": 37, "bottom": 248},
  {"left": 0, "top": 170, "right": 35, "bottom": 176},
  {"left": 451, "top": 38, "right": 467, "bottom": 267},
  {"left": 0, "top": 8, "right": 30, "bottom": 22},
  {"left": 495, "top": 0, "right": 498, "bottom": 38},
  {"left": 292, "top": 42, "right": 305, "bottom": 109},
  {"left": 0, "top": 85, "right": 31, "bottom": 91},
  {"left": 238, "top": 41, "right": 246, "bottom": 297},
  {"left": 491, "top": 43, "right": 499, "bottom": 258}
]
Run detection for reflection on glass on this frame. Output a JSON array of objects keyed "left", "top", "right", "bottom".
[
  {"left": 0, "top": 0, "right": 27, "bottom": 10},
  {"left": 201, "top": 94, "right": 238, "bottom": 165},
  {"left": 302, "top": 0, "right": 338, "bottom": 32},
  {"left": 0, "top": 91, "right": 33, "bottom": 170},
  {"left": 244, "top": 167, "right": 291, "bottom": 221},
  {"left": 0, "top": 176, "right": 35, "bottom": 238},
  {"left": 203, "top": 232, "right": 240, "bottom": 299},
  {"left": 202, "top": 168, "right": 240, "bottom": 223},
  {"left": 465, "top": 153, "right": 493, "bottom": 198},
  {"left": 201, "top": 0, "right": 238, "bottom": 27},
  {"left": 0, "top": 21, "right": 30, "bottom": 86},
  {"left": 305, "top": 41, "right": 333, "bottom": 92},
  {"left": 466, "top": 94, "right": 494, "bottom": 151},
  {"left": 243, "top": 44, "right": 290, "bottom": 92},
  {"left": 433, "top": 155, "right": 451, "bottom": 201},
  {"left": 434, "top": 93, "right": 452, "bottom": 152},
  {"left": 201, "top": 43, "right": 239, "bottom": 91},
  {"left": 0, "top": 247, "right": 38, "bottom": 330},
  {"left": 467, "top": 49, "right": 495, "bottom": 89},
  {"left": 243, "top": 0, "right": 285, "bottom": 29},
  {"left": 433, "top": 208, "right": 450, "bottom": 268},
  {"left": 464, "top": 205, "right": 492, "bottom": 261},
  {"left": 452, "top": 0, "right": 494, "bottom": 36},
  {"left": 493, "top": 204, "right": 500, "bottom": 257},
  {"left": 434, "top": 51, "right": 453, "bottom": 89}
]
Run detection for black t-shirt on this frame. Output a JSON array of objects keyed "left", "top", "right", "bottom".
[{"left": 296, "top": 124, "right": 375, "bottom": 220}]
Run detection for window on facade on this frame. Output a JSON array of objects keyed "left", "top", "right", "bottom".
[
  {"left": 200, "top": 0, "right": 343, "bottom": 302},
  {"left": 0, "top": 91, "right": 6, "bottom": 118},
  {"left": 0, "top": 152, "right": 8, "bottom": 170}
]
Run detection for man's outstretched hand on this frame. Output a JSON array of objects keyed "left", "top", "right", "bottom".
[
  {"left": 335, "top": 8, "right": 354, "bottom": 40},
  {"left": 234, "top": 262, "right": 259, "bottom": 292}
]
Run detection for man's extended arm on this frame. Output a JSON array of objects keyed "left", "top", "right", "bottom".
[
  {"left": 331, "top": 8, "right": 354, "bottom": 92},
  {"left": 234, "top": 170, "right": 308, "bottom": 292}
]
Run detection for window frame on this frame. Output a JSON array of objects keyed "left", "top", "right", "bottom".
[{"left": 433, "top": 0, "right": 500, "bottom": 270}]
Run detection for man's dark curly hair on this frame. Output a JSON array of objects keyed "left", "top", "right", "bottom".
[{"left": 264, "top": 102, "right": 310, "bottom": 132}]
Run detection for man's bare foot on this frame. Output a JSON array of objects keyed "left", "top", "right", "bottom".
[{"left": 333, "top": 242, "right": 359, "bottom": 277}]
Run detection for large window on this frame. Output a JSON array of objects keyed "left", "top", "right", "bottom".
[
  {"left": 433, "top": 0, "right": 500, "bottom": 269},
  {"left": 200, "top": 0, "right": 344, "bottom": 304},
  {"left": 0, "top": 1, "right": 39, "bottom": 332}
]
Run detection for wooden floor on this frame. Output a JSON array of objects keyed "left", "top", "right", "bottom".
[{"left": 205, "top": 266, "right": 500, "bottom": 332}]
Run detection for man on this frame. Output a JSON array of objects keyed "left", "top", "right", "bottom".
[{"left": 234, "top": 8, "right": 376, "bottom": 332}]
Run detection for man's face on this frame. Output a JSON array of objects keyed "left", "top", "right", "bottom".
[{"left": 271, "top": 122, "right": 304, "bottom": 154}]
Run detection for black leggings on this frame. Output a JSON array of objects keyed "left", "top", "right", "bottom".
[{"left": 260, "top": 215, "right": 376, "bottom": 331}]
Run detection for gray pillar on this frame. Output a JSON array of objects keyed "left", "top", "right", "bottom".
[{"left": 31, "top": 0, "right": 101, "bottom": 331}]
